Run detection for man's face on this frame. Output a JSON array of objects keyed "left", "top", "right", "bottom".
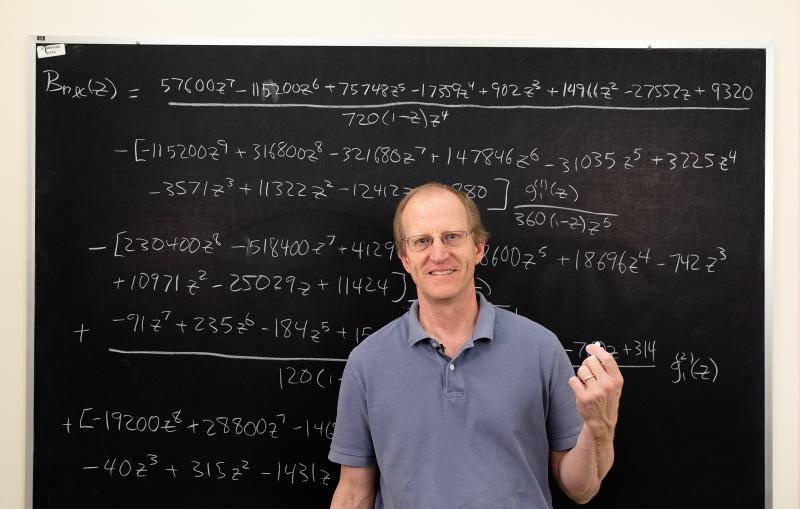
[{"left": 398, "top": 189, "right": 485, "bottom": 306}]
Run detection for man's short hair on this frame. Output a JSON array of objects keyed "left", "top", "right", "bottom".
[{"left": 393, "top": 182, "right": 490, "bottom": 257}]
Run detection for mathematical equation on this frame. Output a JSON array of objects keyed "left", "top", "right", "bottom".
[
  {"left": 64, "top": 408, "right": 334, "bottom": 439},
  {"left": 671, "top": 352, "right": 719, "bottom": 384},
  {"left": 565, "top": 340, "right": 720, "bottom": 384},
  {"left": 42, "top": 69, "right": 756, "bottom": 109},
  {"left": 112, "top": 311, "right": 377, "bottom": 346},
  {"left": 82, "top": 455, "right": 332, "bottom": 485},
  {"left": 565, "top": 339, "right": 657, "bottom": 367},
  {"left": 120, "top": 138, "right": 739, "bottom": 173},
  {"left": 97, "top": 231, "right": 730, "bottom": 277},
  {"left": 105, "top": 270, "right": 410, "bottom": 301},
  {"left": 98, "top": 256, "right": 726, "bottom": 301}
]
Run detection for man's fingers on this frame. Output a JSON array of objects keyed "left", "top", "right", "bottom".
[
  {"left": 576, "top": 366, "right": 597, "bottom": 385},
  {"left": 585, "top": 343, "right": 623, "bottom": 378},
  {"left": 568, "top": 376, "right": 586, "bottom": 394},
  {"left": 582, "top": 355, "right": 606, "bottom": 379}
]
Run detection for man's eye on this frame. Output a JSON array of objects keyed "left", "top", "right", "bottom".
[
  {"left": 443, "top": 233, "right": 459, "bottom": 241},
  {"left": 415, "top": 237, "right": 432, "bottom": 247}
]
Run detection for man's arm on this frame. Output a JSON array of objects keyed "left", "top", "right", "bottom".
[
  {"left": 330, "top": 464, "right": 378, "bottom": 509},
  {"left": 550, "top": 342, "right": 623, "bottom": 504}
]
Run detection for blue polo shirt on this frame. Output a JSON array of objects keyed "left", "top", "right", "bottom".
[{"left": 329, "top": 293, "right": 583, "bottom": 509}]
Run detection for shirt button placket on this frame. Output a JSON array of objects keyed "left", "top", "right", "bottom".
[{"left": 445, "top": 361, "right": 464, "bottom": 399}]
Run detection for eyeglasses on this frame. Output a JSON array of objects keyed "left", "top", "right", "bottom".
[{"left": 403, "top": 231, "right": 473, "bottom": 253}]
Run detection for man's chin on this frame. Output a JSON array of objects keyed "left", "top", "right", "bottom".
[{"left": 419, "top": 288, "right": 464, "bottom": 304}]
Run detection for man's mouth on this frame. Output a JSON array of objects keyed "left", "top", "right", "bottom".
[{"left": 429, "top": 270, "right": 455, "bottom": 276}]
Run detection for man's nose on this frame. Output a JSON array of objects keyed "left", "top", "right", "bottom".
[{"left": 428, "top": 237, "right": 449, "bottom": 261}]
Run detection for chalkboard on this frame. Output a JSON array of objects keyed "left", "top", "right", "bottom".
[{"left": 33, "top": 40, "right": 767, "bottom": 509}]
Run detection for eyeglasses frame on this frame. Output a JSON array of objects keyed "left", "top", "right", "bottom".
[{"left": 402, "top": 230, "right": 474, "bottom": 253}]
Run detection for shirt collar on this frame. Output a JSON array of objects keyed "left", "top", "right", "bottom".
[{"left": 406, "top": 292, "right": 496, "bottom": 346}]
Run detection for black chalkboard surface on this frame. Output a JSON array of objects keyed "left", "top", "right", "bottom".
[{"left": 33, "top": 41, "right": 766, "bottom": 509}]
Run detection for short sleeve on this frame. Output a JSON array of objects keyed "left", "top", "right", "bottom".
[
  {"left": 546, "top": 341, "right": 584, "bottom": 450},
  {"left": 328, "top": 355, "right": 377, "bottom": 466}
]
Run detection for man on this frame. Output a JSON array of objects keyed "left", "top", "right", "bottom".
[{"left": 329, "top": 182, "right": 623, "bottom": 508}]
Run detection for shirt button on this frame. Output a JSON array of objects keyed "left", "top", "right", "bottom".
[{"left": 449, "top": 364, "right": 455, "bottom": 371}]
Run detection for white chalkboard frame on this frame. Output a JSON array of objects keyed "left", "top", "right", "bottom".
[{"left": 26, "top": 36, "right": 774, "bottom": 509}]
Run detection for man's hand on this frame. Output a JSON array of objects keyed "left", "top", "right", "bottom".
[
  {"left": 568, "top": 342, "right": 624, "bottom": 437},
  {"left": 551, "top": 342, "right": 624, "bottom": 504}
]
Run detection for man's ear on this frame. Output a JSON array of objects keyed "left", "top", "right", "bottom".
[
  {"left": 399, "top": 252, "right": 412, "bottom": 273},
  {"left": 474, "top": 240, "right": 486, "bottom": 264}
]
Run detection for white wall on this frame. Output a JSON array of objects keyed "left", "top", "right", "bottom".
[{"left": 2, "top": 1, "right": 797, "bottom": 507}]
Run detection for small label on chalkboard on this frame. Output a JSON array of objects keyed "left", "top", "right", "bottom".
[{"left": 37, "top": 44, "right": 65, "bottom": 59}]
